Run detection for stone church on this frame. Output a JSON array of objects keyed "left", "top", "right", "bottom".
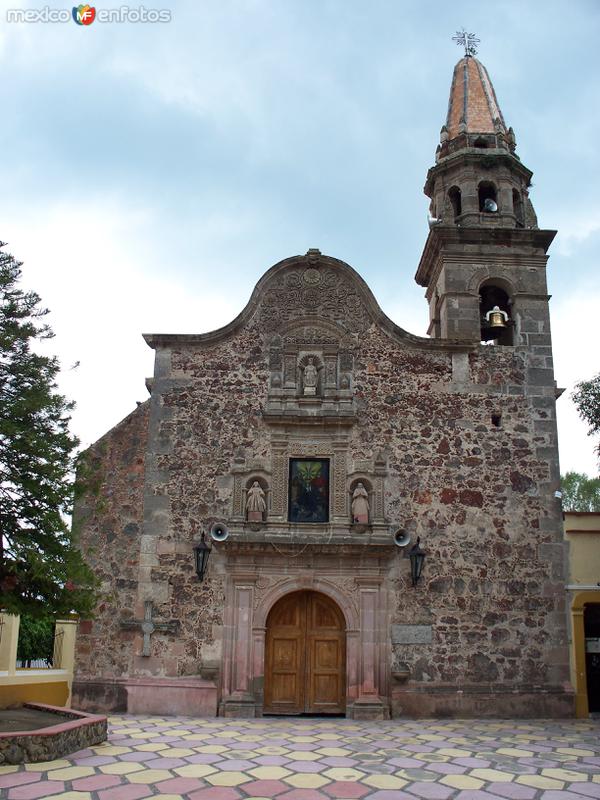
[{"left": 73, "top": 53, "right": 574, "bottom": 719}]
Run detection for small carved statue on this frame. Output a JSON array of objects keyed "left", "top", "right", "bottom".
[
  {"left": 246, "top": 481, "right": 266, "bottom": 521},
  {"left": 303, "top": 357, "right": 318, "bottom": 396},
  {"left": 351, "top": 482, "right": 370, "bottom": 524}
]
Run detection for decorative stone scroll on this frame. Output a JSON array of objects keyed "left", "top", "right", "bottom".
[{"left": 259, "top": 260, "right": 371, "bottom": 337}]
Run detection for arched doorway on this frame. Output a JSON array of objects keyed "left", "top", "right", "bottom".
[{"left": 264, "top": 590, "right": 346, "bottom": 715}]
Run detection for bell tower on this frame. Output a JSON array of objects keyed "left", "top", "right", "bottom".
[{"left": 415, "top": 44, "right": 555, "bottom": 345}]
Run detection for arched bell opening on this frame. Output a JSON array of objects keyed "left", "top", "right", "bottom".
[
  {"left": 478, "top": 181, "right": 498, "bottom": 213},
  {"left": 479, "top": 283, "right": 513, "bottom": 346},
  {"left": 448, "top": 186, "right": 462, "bottom": 221}
]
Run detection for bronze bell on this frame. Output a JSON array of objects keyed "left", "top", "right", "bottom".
[{"left": 485, "top": 305, "right": 508, "bottom": 329}]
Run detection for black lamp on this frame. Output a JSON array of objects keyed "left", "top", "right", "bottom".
[
  {"left": 193, "top": 532, "right": 211, "bottom": 581},
  {"left": 408, "top": 537, "right": 426, "bottom": 587}
]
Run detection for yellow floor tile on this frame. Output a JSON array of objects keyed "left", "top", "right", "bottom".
[
  {"left": 0, "top": 766, "right": 19, "bottom": 775},
  {"left": 129, "top": 768, "right": 175, "bottom": 784},
  {"left": 92, "top": 745, "right": 132, "bottom": 755},
  {"left": 49, "top": 793, "right": 93, "bottom": 800},
  {"left": 441, "top": 775, "right": 484, "bottom": 790},
  {"left": 174, "top": 764, "right": 218, "bottom": 778},
  {"left": 437, "top": 748, "right": 472, "bottom": 757},
  {"left": 135, "top": 743, "right": 170, "bottom": 752},
  {"left": 556, "top": 747, "right": 595, "bottom": 756},
  {"left": 542, "top": 768, "right": 591, "bottom": 782},
  {"left": 316, "top": 747, "right": 349, "bottom": 756},
  {"left": 248, "top": 767, "right": 292, "bottom": 780},
  {"left": 284, "top": 774, "right": 332, "bottom": 789},
  {"left": 161, "top": 747, "right": 195, "bottom": 757},
  {"left": 496, "top": 748, "right": 533, "bottom": 757},
  {"left": 195, "top": 744, "right": 228, "bottom": 753},
  {"left": 25, "top": 760, "right": 71, "bottom": 771},
  {"left": 48, "top": 767, "right": 96, "bottom": 781},
  {"left": 362, "top": 774, "right": 408, "bottom": 790},
  {"left": 470, "top": 769, "right": 514, "bottom": 782},
  {"left": 99, "top": 762, "right": 147, "bottom": 775},
  {"left": 517, "top": 775, "right": 565, "bottom": 790},
  {"left": 206, "top": 771, "right": 252, "bottom": 787},
  {"left": 323, "top": 768, "right": 366, "bottom": 781}
]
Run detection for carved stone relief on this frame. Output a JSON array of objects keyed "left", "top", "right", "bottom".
[{"left": 259, "top": 264, "right": 371, "bottom": 336}]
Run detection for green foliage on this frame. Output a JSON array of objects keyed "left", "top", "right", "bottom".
[
  {"left": 561, "top": 471, "right": 600, "bottom": 512},
  {"left": 572, "top": 372, "right": 600, "bottom": 464},
  {"left": 17, "top": 614, "right": 54, "bottom": 665},
  {"left": 0, "top": 242, "right": 98, "bottom": 618}
]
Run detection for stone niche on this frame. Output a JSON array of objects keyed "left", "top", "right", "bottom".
[
  {"left": 227, "top": 438, "right": 390, "bottom": 545},
  {"left": 263, "top": 319, "right": 356, "bottom": 422}
]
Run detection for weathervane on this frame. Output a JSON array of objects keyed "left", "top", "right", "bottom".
[{"left": 452, "top": 28, "right": 480, "bottom": 57}]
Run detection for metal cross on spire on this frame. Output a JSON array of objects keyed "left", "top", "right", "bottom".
[{"left": 452, "top": 28, "right": 480, "bottom": 57}]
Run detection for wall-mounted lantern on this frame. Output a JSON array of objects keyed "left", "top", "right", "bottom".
[
  {"left": 193, "top": 532, "right": 211, "bottom": 582},
  {"left": 409, "top": 537, "right": 426, "bottom": 587}
]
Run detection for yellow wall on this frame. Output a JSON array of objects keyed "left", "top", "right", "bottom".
[
  {"left": 0, "top": 614, "right": 78, "bottom": 709},
  {"left": 0, "top": 678, "right": 69, "bottom": 708},
  {"left": 565, "top": 512, "right": 600, "bottom": 584},
  {"left": 564, "top": 513, "right": 600, "bottom": 717}
]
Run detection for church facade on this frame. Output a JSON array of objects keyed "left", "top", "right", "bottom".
[{"left": 72, "top": 54, "right": 574, "bottom": 719}]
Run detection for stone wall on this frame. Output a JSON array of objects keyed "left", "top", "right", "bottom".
[
  {"left": 73, "top": 402, "right": 149, "bottom": 708},
  {"left": 73, "top": 255, "right": 572, "bottom": 717}
]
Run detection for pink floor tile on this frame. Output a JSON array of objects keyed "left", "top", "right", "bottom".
[
  {"left": 8, "top": 781, "right": 66, "bottom": 800},
  {"left": 187, "top": 788, "right": 242, "bottom": 800},
  {"left": 239, "top": 779, "right": 290, "bottom": 795},
  {"left": 155, "top": 776, "right": 208, "bottom": 793},
  {"left": 97, "top": 784, "right": 153, "bottom": 800},
  {"left": 72, "top": 774, "right": 123, "bottom": 791},
  {"left": 324, "top": 780, "right": 371, "bottom": 798},
  {"left": 0, "top": 773, "right": 41, "bottom": 789}
]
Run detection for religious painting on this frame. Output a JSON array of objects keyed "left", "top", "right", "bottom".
[{"left": 288, "top": 459, "right": 330, "bottom": 523}]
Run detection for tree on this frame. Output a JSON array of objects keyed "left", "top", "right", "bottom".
[
  {"left": 572, "top": 372, "right": 600, "bottom": 465},
  {"left": 0, "top": 241, "right": 97, "bottom": 619},
  {"left": 17, "top": 615, "right": 54, "bottom": 666},
  {"left": 561, "top": 471, "right": 600, "bottom": 512}
]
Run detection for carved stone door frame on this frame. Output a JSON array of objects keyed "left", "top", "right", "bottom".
[{"left": 219, "top": 567, "right": 391, "bottom": 719}]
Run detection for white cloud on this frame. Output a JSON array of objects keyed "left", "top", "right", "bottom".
[
  {"left": 552, "top": 289, "right": 600, "bottom": 476},
  {"left": 553, "top": 207, "right": 600, "bottom": 257},
  {"left": 1, "top": 196, "right": 240, "bottom": 450}
]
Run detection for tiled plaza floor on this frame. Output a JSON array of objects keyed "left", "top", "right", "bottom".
[{"left": 1, "top": 715, "right": 599, "bottom": 800}]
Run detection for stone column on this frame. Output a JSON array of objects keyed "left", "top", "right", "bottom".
[
  {"left": 0, "top": 613, "right": 20, "bottom": 675},
  {"left": 352, "top": 579, "right": 389, "bottom": 719},
  {"left": 221, "top": 574, "right": 258, "bottom": 717}
]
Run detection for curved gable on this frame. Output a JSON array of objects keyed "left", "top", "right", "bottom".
[{"left": 144, "top": 249, "right": 470, "bottom": 352}]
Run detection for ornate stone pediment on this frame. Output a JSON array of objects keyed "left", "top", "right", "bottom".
[
  {"left": 264, "top": 316, "right": 356, "bottom": 424},
  {"left": 258, "top": 254, "right": 371, "bottom": 336}
]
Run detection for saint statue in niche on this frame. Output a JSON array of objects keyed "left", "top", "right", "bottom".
[
  {"left": 246, "top": 481, "right": 266, "bottom": 522},
  {"left": 351, "top": 482, "right": 370, "bottom": 524},
  {"left": 303, "top": 357, "right": 318, "bottom": 396}
]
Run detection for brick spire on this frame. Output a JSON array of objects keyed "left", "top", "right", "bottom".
[{"left": 444, "top": 56, "right": 507, "bottom": 140}]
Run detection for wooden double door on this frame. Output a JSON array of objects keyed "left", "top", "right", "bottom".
[{"left": 264, "top": 591, "right": 346, "bottom": 715}]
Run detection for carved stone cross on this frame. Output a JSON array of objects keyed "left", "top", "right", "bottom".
[{"left": 121, "top": 601, "right": 179, "bottom": 657}]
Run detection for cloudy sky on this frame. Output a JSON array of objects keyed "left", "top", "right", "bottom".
[{"left": 1, "top": 0, "right": 599, "bottom": 476}]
